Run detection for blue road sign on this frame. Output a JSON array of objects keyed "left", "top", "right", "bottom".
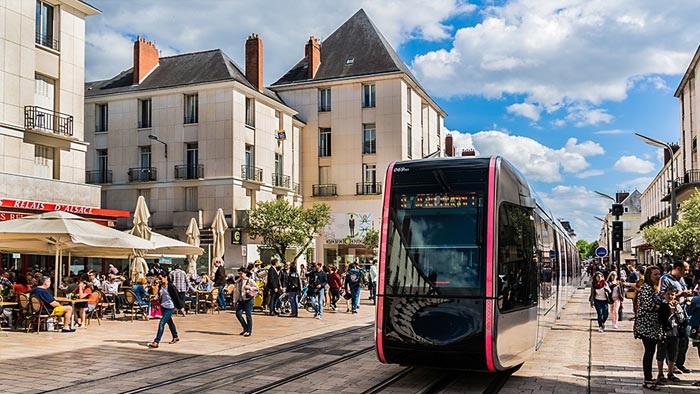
[
  {"left": 549, "top": 250, "right": 556, "bottom": 259},
  {"left": 595, "top": 246, "right": 608, "bottom": 258}
]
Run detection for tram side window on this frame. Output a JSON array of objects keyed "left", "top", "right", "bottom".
[{"left": 497, "top": 203, "right": 538, "bottom": 312}]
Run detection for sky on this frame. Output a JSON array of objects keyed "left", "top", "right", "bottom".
[{"left": 83, "top": 0, "right": 700, "bottom": 242}]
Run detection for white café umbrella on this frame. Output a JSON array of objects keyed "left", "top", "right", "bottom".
[
  {"left": 0, "top": 211, "right": 154, "bottom": 295},
  {"left": 185, "top": 217, "right": 201, "bottom": 277},
  {"left": 211, "top": 208, "right": 228, "bottom": 276},
  {"left": 127, "top": 195, "right": 152, "bottom": 281}
]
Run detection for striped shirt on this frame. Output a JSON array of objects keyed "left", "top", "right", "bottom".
[{"left": 169, "top": 269, "right": 188, "bottom": 292}]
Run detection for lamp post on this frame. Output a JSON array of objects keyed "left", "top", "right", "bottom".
[
  {"left": 593, "top": 215, "right": 611, "bottom": 259},
  {"left": 594, "top": 190, "right": 620, "bottom": 280},
  {"left": 148, "top": 134, "right": 168, "bottom": 180},
  {"left": 635, "top": 133, "right": 677, "bottom": 225}
]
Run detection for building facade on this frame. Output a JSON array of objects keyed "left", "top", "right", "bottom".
[
  {"left": 596, "top": 191, "right": 642, "bottom": 267},
  {"left": 0, "top": 1, "right": 126, "bottom": 273},
  {"left": 84, "top": 35, "right": 303, "bottom": 270},
  {"left": 271, "top": 9, "right": 447, "bottom": 266}
]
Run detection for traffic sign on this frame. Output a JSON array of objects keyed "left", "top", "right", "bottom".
[
  {"left": 595, "top": 246, "right": 608, "bottom": 258},
  {"left": 549, "top": 250, "right": 556, "bottom": 259}
]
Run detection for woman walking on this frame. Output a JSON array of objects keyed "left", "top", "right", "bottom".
[
  {"left": 607, "top": 272, "right": 623, "bottom": 329},
  {"left": 148, "top": 274, "right": 182, "bottom": 348},
  {"left": 590, "top": 272, "right": 612, "bottom": 332},
  {"left": 633, "top": 266, "right": 663, "bottom": 391},
  {"left": 235, "top": 268, "right": 258, "bottom": 337}
]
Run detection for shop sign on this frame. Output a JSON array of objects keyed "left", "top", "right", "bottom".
[
  {"left": 0, "top": 198, "right": 129, "bottom": 217},
  {"left": 0, "top": 210, "right": 115, "bottom": 227}
]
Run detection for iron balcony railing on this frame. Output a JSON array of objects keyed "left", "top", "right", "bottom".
[
  {"left": 138, "top": 120, "right": 152, "bottom": 128},
  {"left": 661, "top": 170, "right": 700, "bottom": 201},
  {"left": 272, "top": 173, "right": 290, "bottom": 188},
  {"left": 85, "top": 170, "right": 112, "bottom": 184},
  {"left": 241, "top": 165, "right": 262, "bottom": 182},
  {"left": 356, "top": 182, "right": 382, "bottom": 195},
  {"left": 184, "top": 115, "right": 198, "bottom": 124},
  {"left": 312, "top": 184, "right": 337, "bottom": 197},
  {"left": 36, "top": 32, "right": 59, "bottom": 51},
  {"left": 24, "top": 106, "right": 73, "bottom": 136},
  {"left": 128, "top": 167, "right": 157, "bottom": 182},
  {"left": 293, "top": 182, "right": 301, "bottom": 195},
  {"left": 175, "top": 164, "right": 204, "bottom": 180}
]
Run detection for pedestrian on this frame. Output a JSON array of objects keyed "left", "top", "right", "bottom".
[
  {"left": 345, "top": 262, "right": 363, "bottom": 314},
  {"left": 660, "top": 261, "right": 692, "bottom": 375},
  {"left": 286, "top": 264, "right": 301, "bottom": 317},
  {"left": 607, "top": 271, "right": 622, "bottom": 329},
  {"left": 633, "top": 266, "right": 663, "bottom": 391},
  {"left": 327, "top": 265, "right": 342, "bottom": 311},
  {"left": 213, "top": 258, "right": 227, "bottom": 311},
  {"left": 234, "top": 268, "right": 258, "bottom": 336},
  {"left": 369, "top": 259, "right": 378, "bottom": 304},
  {"left": 266, "top": 259, "right": 282, "bottom": 316},
  {"left": 589, "top": 272, "right": 611, "bottom": 332},
  {"left": 684, "top": 293, "right": 700, "bottom": 387},
  {"left": 148, "top": 274, "right": 181, "bottom": 348},
  {"left": 656, "top": 288, "right": 685, "bottom": 384},
  {"left": 308, "top": 262, "right": 327, "bottom": 319},
  {"left": 168, "top": 264, "right": 188, "bottom": 316}
]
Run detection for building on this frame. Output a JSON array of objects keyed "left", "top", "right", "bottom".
[
  {"left": 0, "top": 1, "right": 127, "bottom": 273},
  {"left": 597, "top": 191, "right": 642, "bottom": 267},
  {"left": 84, "top": 35, "right": 303, "bottom": 270},
  {"left": 270, "top": 9, "right": 447, "bottom": 266}
]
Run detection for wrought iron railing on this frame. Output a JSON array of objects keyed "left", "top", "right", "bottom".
[
  {"left": 356, "top": 182, "right": 382, "bottom": 195},
  {"left": 36, "top": 32, "right": 59, "bottom": 51},
  {"left": 138, "top": 120, "right": 152, "bottom": 128},
  {"left": 24, "top": 106, "right": 73, "bottom": 136},
  {"left": 241, "top": 165, "right": 262, "bottom": 182},
  {"left": 312, "top": 184, "right": 337, "bottom": 197},
  {"left": 175, "top": 164, "right": 204, "bottom": 180},
  {"left": 128, "top": 167, "right": 157, "bottom": 182},
  {"left": 85, "top": 170, "right": 112, "bottom": 184},
  {"left": 272, "top": 173, "right": 290, "bottom": 188},
  {"left": 184, "top": 115, "right": 198, "bottom": 124},
  {"left": 293, "top": 182, "right": 301, "bottom": 195}
]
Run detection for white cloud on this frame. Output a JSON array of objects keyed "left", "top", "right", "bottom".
[
  {"left": 576, "top": 169, "right": 604, "bottom": 179},
  {"left": 594, "top": 129, "right": 628, "bottom": 135},
  {"left": 614, "top": 155, "right": 656, "bottom": 173},
  {"left": 412, "top": 1, "right": 700, "bottom": 121},
  {"left": 539, "top": 185, "right": 613, "bottom": 242},
  {"left": 617, "top": 176, "right": 654, "bottom": 192},
  {"left": 85, "top": 0, "right": 473, "bottom": 82},
  {"left": 564, "top": 106, "right": 614, "bottom": 127},
  {"left": 446, "top": 128, "right": 604, "bottom": 182},
  {"left": 506, "top": 102, "right": 541, "bottom": 121}
]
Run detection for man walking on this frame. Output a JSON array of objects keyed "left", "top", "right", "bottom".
[
  {"left": 345, "top": 263, "right": 362, "bottom": 314},
  {"left": 369, "top": 259, "right": 378, "bottom": 304},
  {"left": 308, "top": 262, "right": 327, "bottom": 319},
  {"left": 660, "top": 261, "right": 693, "bottom": 375},
  {"left": 266, "top": 259, "right": 282, "bottom": 316},
  {"left": 169, "top": 264, "right": 189, "bottom": 316},
  {"left": 213, "top": 258, "right": 227, "bottom": 310}
]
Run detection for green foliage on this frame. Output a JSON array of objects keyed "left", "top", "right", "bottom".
[
  {"left": 643, "top": 190, "right": 700, "bottom": 262},
  {"left": 246, "top": 199, "right": 331, "bottom": 264},
  {"left": 586, "top": 241, "right": 599, "bottom": 258},
  {"left": 362, "top": 229, "right": 379, "bottom": 251},
  {"left": 576, "top": 239, "right": 600, "bottom": 258}
]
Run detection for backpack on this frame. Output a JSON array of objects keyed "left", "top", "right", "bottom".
[{"left": 348, "top": 270, "right": 361, "bottom": 287}]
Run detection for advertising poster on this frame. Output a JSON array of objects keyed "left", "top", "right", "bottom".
[{"left": 323, "top": 212, "right": 373, "bottom": 244}]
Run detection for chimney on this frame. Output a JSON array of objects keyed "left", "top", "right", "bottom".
[
  {"left": 444, "top": 134, "right": 456, "bottom": 157},
  {"left": 245, "top": 33, "right": 264, "bottom": 92},
  {"left": 305, "top": 36, "right": 321, "bottom": 79},
  {"left": 133, "top": 36, "right": 159, "bottom": 85},
  {"left": 461, "top": 148, "right": 475, "bottom": 157},
  {"left": 616, "top": 191, "right": 629, "bottom": 204}
]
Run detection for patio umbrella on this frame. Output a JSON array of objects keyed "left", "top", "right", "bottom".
[
  {"left": 211, "top": 208, "right": 228, "bottom": 276},
  {"left": 185, "top": 217, "right": 201, "bottom": 277},
  {"left": 128, "top": 196, "right": 152, "bottom": 281},
  {"left": 0, "top": 211, "right": 154, "bottom": 294}
]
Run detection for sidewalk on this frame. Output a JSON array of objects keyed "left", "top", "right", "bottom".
[{"left": 501, "top": 288, "right": 700, "bottom": 394}]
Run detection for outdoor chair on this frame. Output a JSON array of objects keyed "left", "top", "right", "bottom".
[
  {"left": 28, "top": 295, "right": 51, "bottom": 334},
  {"left": 122, "top": 290, "right": 148, "bottom": 322},
  {"left": 87, "top": 291, "right": 102, "bottom": 326},
  {"left": 15, "top": 293, "right": 30, "bottom": 331},
  {"left": 210, "top": 288, "right": 220, "bottom": 314},
  {"left": 95, "top": 289, "right": 116, "bottom": 320}
]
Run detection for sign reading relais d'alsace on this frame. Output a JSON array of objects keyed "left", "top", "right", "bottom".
[{"left": 0, "top": 198, "right": 129, "bottom": 226}]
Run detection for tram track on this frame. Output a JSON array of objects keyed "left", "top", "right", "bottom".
[{"left": 361, "top": 365, "right": 514, "bottom": 394}]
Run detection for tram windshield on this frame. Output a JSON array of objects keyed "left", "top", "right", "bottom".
[{"left": 384, "top": 167, "right": 486, "bottom": 296}]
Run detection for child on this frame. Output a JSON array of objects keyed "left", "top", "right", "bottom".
[{"left": 657, "top": 288, "right": 686, "bottom": 384}]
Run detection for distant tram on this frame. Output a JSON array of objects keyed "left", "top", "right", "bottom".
[{"left": 375, "top": 156, "right": 581, "bottom": 371}]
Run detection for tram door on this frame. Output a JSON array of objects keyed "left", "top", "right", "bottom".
[{"left": 535, "top": 217, "right": 556, "bottom": 349}]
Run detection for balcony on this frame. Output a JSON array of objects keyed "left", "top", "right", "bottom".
[
  {"left": 312, "top": 184, "right": 337, "bottom": 197},
  {"left": 175, "top": 164, "right": 204, "bottom": 180},
  {"left": 128, "top": 167, "right": 157, "bottom": 182},
  {"left": 640, "top": 206, "right": 671, "bottom": 230},
  {"left": 36, "top": 32, "right": 59, "bottom": 51},
  {"left": 85, "top": 170, "right": 113, "bottom": 184},
  {"left": 356, "top": 182, "right": 382, "bottom": 195},
  {"left": 272, "top": 173, "right": 290, "bottom": 188},
  {"left": 241, "top": 165, "right": 262, "bottom": 182},
  {"left": 24, "top": 106, "right": 73, "bottom": 137},
  {"left": 293, "top": 182, "right": 301, "bottom": 195},
  {"left": 661, "top": 170, "right": 700, "bottom": 202},
  {"left": 138, "top": 120, "right": 152, "bottom": 129}
]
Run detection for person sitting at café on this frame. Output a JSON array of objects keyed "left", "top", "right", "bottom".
[
  {"left": 13, "top": 275, "right": 31, "bottom": 296},
  {"left": 72, "top": 280, "right": 93, "bottom": 327},
  {"left": 30, "top": 276, "right": 75, "bottom": 332},
  {"left": 132, "top": 277, "right": 151, "bottom": 316},
  {"left": 197, "top": 275, "right": 213, "bottom": 292},
  {"left": 149, "top": 262, "right": 165, "bottom": 277},
  {"left": 102, "top": 274, "right": 123, "bottom": 314},
  {"left": 88, "top": 271, "right": 101, "bottom": 288}
]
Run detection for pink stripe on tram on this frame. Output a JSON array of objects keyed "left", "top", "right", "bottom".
[
  {"left": 485, "top": 156, "right": 497, "bottom": 372},
  {"left": 376, "top": 161, "right": 395, "bottom": 364}
]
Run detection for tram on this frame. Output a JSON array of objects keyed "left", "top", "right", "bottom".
[{"left": 375, "top": 156, "right": 581, "bottom": 371}]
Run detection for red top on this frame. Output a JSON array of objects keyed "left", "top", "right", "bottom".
[
  {"left": 328, "top": 272, "right": 342, "bottom": 289},
  {"left": 13, "top": 283, "right": 31, "bottom": 295}
]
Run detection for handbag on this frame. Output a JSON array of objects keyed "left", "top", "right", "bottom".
[{"left": 690, "top": 326, "right": 700, "bottom": 341}]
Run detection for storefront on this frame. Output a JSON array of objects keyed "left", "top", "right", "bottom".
[
  {"left": 0, "top": 197, "right": 130, "bottom": 275},
  {"left": 321, "top": 212, "right": 377, "bottom": 272}
]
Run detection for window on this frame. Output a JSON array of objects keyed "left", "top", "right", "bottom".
[
  {"left": 319, "top": 127, "right": 331, "bottom": 157},
  {"left": 407, "top": 125, "right": 412, "bottom": 159},
  {"left": 497, "top": 203, "right": 538, "bottom": 312},
  {"left": 186, "top": 143, "right": 198, "bottom": 166},
  {"left": 34, "top": 75, "right": 55, "bottom": 111},
  {"left": 96, "top": 149, "right": 108, "bottom": 172},
  {"left": 693, "top": 137, "right": 697, "bottom": 151},
  {"left": 34, "top": 145, "right": 54, "bottom": 179},
  {"left": 406, "top": 86, "right": 412, "bottom": 112},
  {"left": 363, "top": 124, "right": 376, "bottom": 154},
  {"left": 138, "top": 189, "right": 151, "bottom": 207},
  {"left": 185, "top": 187, "right": 198, "bottom": 211},
  {"left": 362, "top": 84, "right": 376, "bottom": 108},
  {"left": 138, "top": 98, "right": 152, "bottom": 128},
  {"left": 35, "top": 1, "right": 57, "bottom": 50},
  {"left": 275, "top": 153, "right": 283, "bottom": 175},
  {"left": 319, "top": 166, "right": 330, "bottom": 184},
  {"left": 184, "top": 94, "right": 198, "bottom": 124},
  {"left": 624, "top": 221, "right": 631, "bottom": 230},
  {"left": 139, "top": 146, "right": 151, "bottom": 168},
  {"left": 318, "top": 88, "right": 331, "bottom": 112},
  {"left": 363, "top": 164, "right": 377, "bottom": 193},
  {"left": 245, "top": 97, "right": 255, "bottom": 127},
  {"left": 95, "top": 104, "right": 108, "bottom": 132}
]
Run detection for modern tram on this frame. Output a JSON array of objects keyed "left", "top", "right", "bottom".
[{"left": 375, "top": 156, "right": 582, "bottom": 371}]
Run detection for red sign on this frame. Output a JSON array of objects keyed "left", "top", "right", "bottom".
[
  {"left": 0, "top": 198, "right": 129, "bottom": 218},
  {"left": 0, "top": 210, "right": 116, "bottom": 227}
]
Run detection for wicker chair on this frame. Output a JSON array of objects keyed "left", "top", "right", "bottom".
[
  {"left": 122, "top": 290, "right": 148, "bottom": 322},
  {"left": 86, "top": 291, "right": 103, "bottom": 326},
  {"left": 28, "top": 295, "right": 51, "bottom": 334}
]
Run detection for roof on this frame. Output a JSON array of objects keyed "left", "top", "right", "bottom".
[
  {"left": 85, "top": 49, "right": 286, "bottom": 106},
  {"left": 675, "top": 45, "right": 700, "bottom": 97},
  {"left": 271, "top": 9, "right": 444, "bottom": 114}
]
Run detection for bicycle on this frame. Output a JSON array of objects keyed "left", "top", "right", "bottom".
[{"left": 278, "top": 288, "right": 315, "bottom": 314}]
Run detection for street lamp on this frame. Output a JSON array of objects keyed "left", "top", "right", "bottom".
[
  {"left": 148, "top": 134, "right": 168, "bottom": 158},
  {"left": 594, "top": 190, "right": 620, "bottom": 279},
  {"left": 635, "top": 133, "right": 676, "bottom": 225}
]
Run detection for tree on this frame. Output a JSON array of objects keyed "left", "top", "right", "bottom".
[
  {"left": 246, "top": 199, "right": 331, "bottom": 264},
  {"left": 644, "top": 190, "right": 700, "bottom": 262},
  {"left": 576, "top": 240, "right": 599, "bottom": 258},
  {"left": 362, "top": 229, "right": 379, "bottom": 252}
]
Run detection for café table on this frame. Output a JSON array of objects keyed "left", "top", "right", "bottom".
[
  {"left": 0, "top": 301, "right": 17, "bottom": 335},
  {"left": 55, "top": 297, "right": 89, "bottom": 327},
  {"left": 195, "top": 290, "right": 212, "bottom": 314}
]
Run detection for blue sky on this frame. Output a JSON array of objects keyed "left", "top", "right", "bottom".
[{"left": 84, "top": 0, "right": 700, "bottom": 241}]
